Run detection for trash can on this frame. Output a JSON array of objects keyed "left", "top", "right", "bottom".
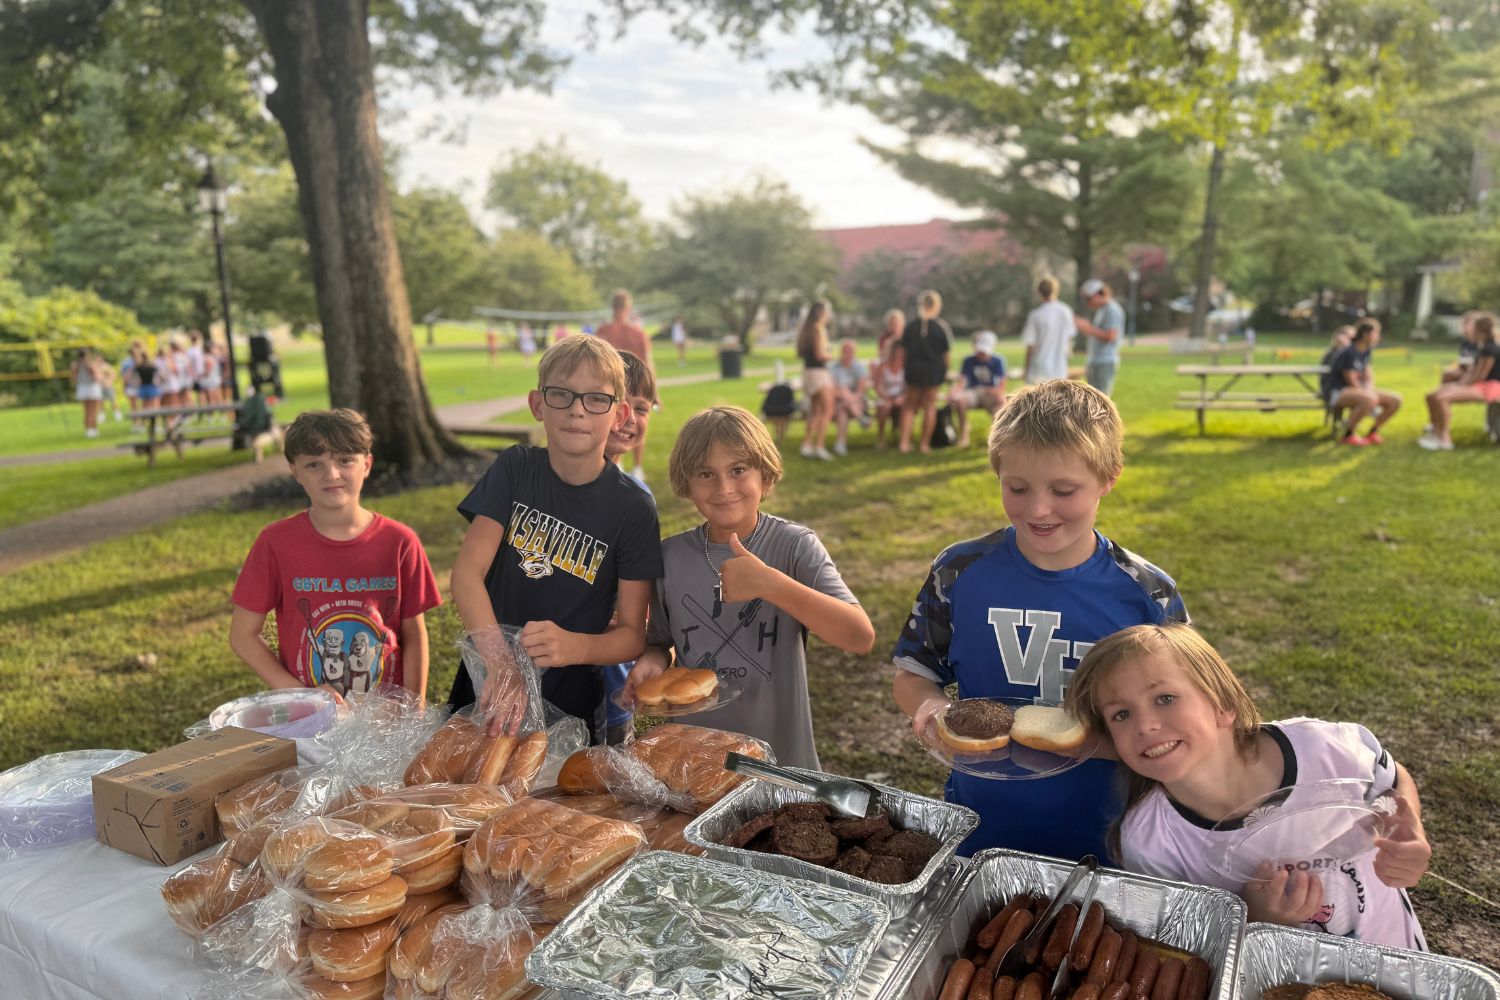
[{"left": 718, "top": 336, "right": 743, "bottom": 379}]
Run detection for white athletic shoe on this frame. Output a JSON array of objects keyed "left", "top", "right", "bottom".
[
  {"left": 814, "top": 447, "right": 834, "bottom": 461},
  {"left": 832, "top": 441, "right": 848, "bottom": 456},
  {"left": 1416, "top": 434, "right": 1452, "bottom": 451},
  {"left": 799, "top": 443, "right": 816, "bottom": 458}
]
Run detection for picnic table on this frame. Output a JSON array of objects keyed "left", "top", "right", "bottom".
[
  {"left": 1175, "top": 364, "right": 1329, "bottom": 436},
  {"left": 119, "top": 403, "right": 244, "bottom": 468},
  {"left": 1169, "top": 337, "right": 1257, "bottom": 365}
]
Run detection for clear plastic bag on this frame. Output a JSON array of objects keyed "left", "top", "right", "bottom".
[
  {"left": 184, "top": 688, "right": 343, "bottom": 743},
  {"left": 460, "top": 797, "right": 646, "bottom": 923},
  {"left": 0, "top": 748, "right": 143, "bottom": 860},
  {"left": 414, "top": 895, "right": 547, "bottom": 999},
  {"left": 556, "top": 723, "right": 774, "bottom": 814},
  {"left": 456, "top": 626, "right": 545, "bottom": 737}
]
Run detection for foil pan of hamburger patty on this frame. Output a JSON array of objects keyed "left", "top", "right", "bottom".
[
  {"left": 526, "top": 850, "right": 891, "bottom": 1000},
  {"left": 885, "top": 847, "right": 1247, "bottom": 1000},
  {"left": 1239, "top": 923, "right": 1500, "bottom": 1000},
  {"left": 683, "top": 766, "right": 978, "bottom": 917}
]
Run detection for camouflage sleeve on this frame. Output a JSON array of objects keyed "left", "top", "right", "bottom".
[{"left": 890, "top": 559, "right": 955, "bottom": 686}]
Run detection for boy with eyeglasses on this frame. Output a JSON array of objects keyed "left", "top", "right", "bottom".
[{"left": 448, "top": 337, "right": 663, "bottom": 743}]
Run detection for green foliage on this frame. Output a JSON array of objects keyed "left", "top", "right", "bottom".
[
  {"left": 0, "top": 281, "right": 150, "bottom": 403},
  {"left": 467, "top": 230, "right": 599, "bottom": 312},
  {"left": 393, "top": 186, "right": 487, "bottom": 321},
  {"left": 843, "top": 246, "right": 1031, "bottom": 333},
  {"left": 224, "top": 165, "right": 318, "bottom": 334},
  {"left": 649, "top": 175, "right": 838, "bottom": 343},
  {"left": 484, "top": 139, "right": 647, "bottom": 282}
]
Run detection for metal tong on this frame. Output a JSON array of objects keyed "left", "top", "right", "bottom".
[
  {"left": 993, "top": 854, "right": 1101, "bottom": 998},
  {"left": 723, "top": 752, "right": 882, "bottom": 820}
]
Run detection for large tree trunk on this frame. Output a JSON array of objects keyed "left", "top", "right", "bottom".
[
  {"left": 1190, "top": 142, "right": 1226, "bottom": 341},
  {"left": 1073, "top": 159, "right": 1094, "bottom": 284},
  {"left": 245, "top": 0, "right": 464, "bottom": 471}
]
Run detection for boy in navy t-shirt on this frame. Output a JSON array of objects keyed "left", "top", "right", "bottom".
[{"left": 891, "top": 379, "right": 1187, "bottom": 861}]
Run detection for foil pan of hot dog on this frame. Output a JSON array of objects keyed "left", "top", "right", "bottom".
[
  {"left": 683, "top": 766, "right": 978, "bottom": 917},
  {"left": 1239, "top": 923, "right": 1500, "bottom": 1000},
  {"left": 527, "top": 850, "right": 890, "bottom": 1000},
  {"left": 885, "top": 848, "right": 1247, "bottom": 1000}
]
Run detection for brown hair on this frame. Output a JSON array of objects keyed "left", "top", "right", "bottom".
[
  {"left": 987, "top": 379, "right": 1123, "bottom": 485},
  {"left": 1354, "top": 318, "right": 1381, "bottom": 341},
  {"left": 537, "top": 336, "right": 626, "bottom": 398},
  {"left": 796, "top": 302, "right": 829, "bottom": 361},
  {"left": 1038, "top": 275, "right": 1058, "bottom": 299},
  {"left": 610, "top": 288, "right": 632, "bottom": 314},
  {"left": 1065, "top": 623, "right": 1263, "bottom": 856},
  {"left": 668, "top": 406, "right": 783, "bottom": 499},
  {"left": 283, "top": 408, "right": 373, "bottom": 462},
  {"left": 619, "top": 350, "right": 656, "bottom": 403},
  {"left": 1471, "top": 312, "right": 1497, "bottom": 346}
]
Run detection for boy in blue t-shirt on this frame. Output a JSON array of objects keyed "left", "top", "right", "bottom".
[
  {"left": 891, "top": 379, "right": 1188, "bottom": 861},
  {"left": 952, "top": 330, "right": 1007, "bottom": 448}
]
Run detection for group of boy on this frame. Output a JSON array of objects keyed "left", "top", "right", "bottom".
[{"left": 229, "top": 309, "right": 1182, "bottom": 869}]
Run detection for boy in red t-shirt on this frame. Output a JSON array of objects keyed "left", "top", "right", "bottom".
[{"left": 230, "top": 409, "right": 441, "bottom": 702}]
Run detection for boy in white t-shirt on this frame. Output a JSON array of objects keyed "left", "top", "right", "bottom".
[
  {"left": 1021, "top": 275, "right": 1075, "bottom": 383},
  {"left": 1066, "top": 624, "right": 1430, "bottom": 950}
]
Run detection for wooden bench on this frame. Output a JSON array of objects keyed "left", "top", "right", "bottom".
[
  {"left": 444, "top": 422, "right": 542, "bottom": 446},
  {"left": 1170, "top": 338, "right": 1256, "bottom": 365},
  {"left": 119, "top": 403, "right": 245, "bottom": 468},
  {"left": 1175, "top": 364, "right": 1329, "bottom": 436}
]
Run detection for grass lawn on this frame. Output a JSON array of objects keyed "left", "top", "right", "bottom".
[{"left": 1, "top": 332, "right": 1497, "bottom": 961}]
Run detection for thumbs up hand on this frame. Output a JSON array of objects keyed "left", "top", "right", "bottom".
[
  {"left": 1372, "top": 795, "right": 1430, "bottom": 888},
  {"left": 717, "top": 531, "right": 771, "bottom": 604}
]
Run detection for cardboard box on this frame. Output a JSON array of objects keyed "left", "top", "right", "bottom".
[{"left": 93, "top": 726, "right": 297, "bottom": 865}]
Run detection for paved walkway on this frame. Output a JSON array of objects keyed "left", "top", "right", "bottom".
[{"left": 0, "top": 366, "right": 767, "bottom": 575}]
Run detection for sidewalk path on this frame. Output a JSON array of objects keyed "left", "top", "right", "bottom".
[{"left": 0, "top": 366, "right": 769, "bottom": 575}]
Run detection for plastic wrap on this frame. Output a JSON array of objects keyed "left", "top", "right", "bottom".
[
  {"left": 461, "top": 797, "right": 647, "bottom": 923},
  {"left": 556, "top": 723, "right": 774, "bottom": 815},
  {"left": 1238, "top": 923, "right": 1500, "bottom": 1000},
  {"left": 0, "top": 748, "right": 143, "bottom": 860},
  {"left": 532, "top": 789, "right": 702, "bottom": 857},
  {"left": 185, "top": 689, "right": 344, "bottom": 742},
  {"left": 457, "top": 626, "right": 546, "bottom": 737},
  {"left": 526, "top": 850, "right": 892, "bottom": 1000},
  {"left": 684, "top": 766, "right": 978, "bottom": 917},
  {"left": 389, "top": 871, "right": 551, "bottom": 1000},
  {"left": 890, "top": 848, "right": 1247, "bottom": 1000}
]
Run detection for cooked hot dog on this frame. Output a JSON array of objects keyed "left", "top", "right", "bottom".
[
  {"left": 1072, "top": 985, "right": 1102, "bottom": 1000},
  {"left": 1116, "top": 930, "right": 1139, "bottom": 983},
  {"left": 1041, "top": 902, "right": 1079, "bottom": 971},
  {"left": 994, "top": 909, "right": 1035, "bottom": 965},
  {"left": 941, "top": 958, "right": 977, "bottom": 1000},
  {"left": 993, "top": 975, "right": 1018, "bottom": 1000},
  {"left": 1070, "top": 901, "right": 1106, "bottom": 970},
  {"left": 1017, "top": 971, "right": 1047, "bottom": 1000},
  {"left": 978, "top": 896, "right": 1034, "bottom": 950},
  {"left": 1085, "top": 928, "right": 1122, "bottom": 986},
  {"left": 1151, "top": 957, "right": 1185, "bottom": 1000},
  {"left": 970, "top": 969, "right": 997, "bottom": 1000},
  {"left": 1129, "top": 948, "right": 1160, "bottom": 1000},
  {"left": 1177, "top": 956, "right": 1211, "bottom": 1000},
  {"left": 1102, "top": 982, "right": 1130, "bottom": 1000}
]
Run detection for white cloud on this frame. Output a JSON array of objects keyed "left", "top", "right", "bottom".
[{"left": 379, "top": 7, "right": 967, "bottom": 230}]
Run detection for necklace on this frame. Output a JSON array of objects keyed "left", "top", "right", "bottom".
[{"left": 702, "top": 514, "right": 764, "bottom": 616}]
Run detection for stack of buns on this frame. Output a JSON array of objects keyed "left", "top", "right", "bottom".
[
  {"left": 387, "top": 904, "right": 548, "bottom": 1000},
  {"left": 532, "top": 789, "right": 702, "bottom": 857},
  {"left": 161, "top": 852, "right": 270, "bottom": 937},
  {"left": 462, "top": 797, "right": 646, "bottom": 921},
  {"left": 305, "top": 886, "right": 462, "bottom": 988},
  {"left": 557, "top": 723, "right": 769, "bottom": 812},
  {"left": 633, "top": 667, "right": 718, "bottom": 707},
  {"left": 404, "top": 718, "right": 550, "bottom": 794}
]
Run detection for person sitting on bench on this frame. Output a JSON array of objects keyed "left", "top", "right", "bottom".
[{"left": 1320, "top": 319, "right": 1401, "bottom": 447}]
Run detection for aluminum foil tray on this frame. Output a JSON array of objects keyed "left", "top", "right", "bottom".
[
  {"left": 527, "top": 850, "right": 893, "bottom": 1000},
  {"left": 886, "top": 848, "right": 1248, "bottom": 1000},
  {"left": 1238, "top": 923, "right": 1500, "bottom": 1000},
  {"left": 683, "top": 766, "right": 978, "bottom": 917}
]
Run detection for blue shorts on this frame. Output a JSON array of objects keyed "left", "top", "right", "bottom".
[{"left": 137, "top": 385, "right": 162, "bottom": 401}]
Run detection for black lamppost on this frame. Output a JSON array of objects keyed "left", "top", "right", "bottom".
[{"left": 197, "top": 164, "right": 245, "bottom": 447}]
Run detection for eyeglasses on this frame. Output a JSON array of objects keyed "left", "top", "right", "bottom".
[{"left": 540, "top": 385, "right": 617, "bottom": 414}]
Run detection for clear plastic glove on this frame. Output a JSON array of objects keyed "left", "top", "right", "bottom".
[
  {"left": 1372, "top": 795, "right": 1430, "bottom": 888},
  {"left": 464, "top": 626, "right": 530, "bottom": 737},
  {"left": 910, "top": 694, "right": 950, "bottom": 741}
]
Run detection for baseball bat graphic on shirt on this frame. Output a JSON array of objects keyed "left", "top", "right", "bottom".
[{"left": 681, "top": 592, "right": 768, "bottom": 679}]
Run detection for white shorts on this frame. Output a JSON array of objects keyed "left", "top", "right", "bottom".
[
  {"left": 76, "top": 384, "right": 103, "bottom": 402},
  {"left": 201, "top": 376, "right": 222, "bottom": 391},
  {"left": 803, "top": 368, "right": 834, "bottom": 394}
]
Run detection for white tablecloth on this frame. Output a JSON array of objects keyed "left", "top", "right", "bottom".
[{"left": 0, "top": 839, "right": 214, "bottom": 999}]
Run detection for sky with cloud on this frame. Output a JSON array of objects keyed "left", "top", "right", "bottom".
[{"left": 380, "top": 4, "right": 966, "bottom": 232}]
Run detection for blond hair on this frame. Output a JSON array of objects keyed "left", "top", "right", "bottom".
[
  {"left": 884, "top": 308, "right": 906, "bottom": 329},
  {"left": 987, "top": 380, "right": 1123, "bottom": 485},
  {"left": 669, "top": 406, "right": 783, "bottom": 499},
  {"left": 1065, "top": 623, "right": 1263, "bottom": 856},
  {"left": 536, "top": 336, "right": 626, "bottom": 398},
  {"left": 918, "top": 290, "right": 942, "bottom": 318},
  {"left": 284, "top": 408, "right": 372, "bottom": 462}
]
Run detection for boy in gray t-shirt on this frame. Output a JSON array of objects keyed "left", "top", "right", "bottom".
[{"left": 625, "top": 406, "right": 875, "bottom": 770}]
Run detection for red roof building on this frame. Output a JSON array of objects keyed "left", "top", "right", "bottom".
[{"left": 819, "top": 218, "right": 1024, "bottom": 276}]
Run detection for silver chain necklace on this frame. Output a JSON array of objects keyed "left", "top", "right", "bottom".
[{"left": 702, "top": 514, "right": 764, "bottom": 616}]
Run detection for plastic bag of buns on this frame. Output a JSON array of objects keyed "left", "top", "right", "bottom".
[
  {"left": 195, "top": 811, "right": 462, "bottom": 975},
  {"left": 529, "top": 788, "right": 703, "bottom": 857},
  {"left": 460, "top": 797, "right": 646, "bottom": 923},
  {"left": 389, "top": 889, "right": 549, "bottom": 1000},
  {"left": 455, "top": 626, "right": 546, "bottom": 738},
  {"left": 556, "top": 723, "right": 773, "bottom": 814},
  {"left": 376, "top": 784, "right": 517, "bottom": 842}
]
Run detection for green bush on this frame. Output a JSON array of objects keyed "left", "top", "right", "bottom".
[{"left": 0, "top": 282, "right": 149, "bottom": 405}]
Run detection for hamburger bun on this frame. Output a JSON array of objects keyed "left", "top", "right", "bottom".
[
  {"left": 934, "top": 699, "right": 1014, "bottom": 754},
  {"left": 1010, "top": 704, "right": 1089, "bottom": 753}
]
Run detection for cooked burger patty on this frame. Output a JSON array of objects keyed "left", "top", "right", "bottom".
[{"left": 946, "top": 699, "right": 1015, "bottom": 739}]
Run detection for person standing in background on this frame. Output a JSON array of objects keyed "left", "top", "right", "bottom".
[
  {"left": 1021, "top": 276, "right": 1074, "bottom": 384},
  {"left": 1075, "top": 279, "right": 1124, "bottom": 395},
  {"left": 898, "top": 290, "right": 953, "bottom": 454},
  {"left": 70, "top": 348, "right": 105, "bottom": 438},
  {"left": 878, "top": 308, "right": 905, "bottom": 360},
  {"left": 596, "top": 289, "right": 654, "bottom": 481},
  {"left": 671, "top": 315, "right": 688, "bottom": 367}
]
